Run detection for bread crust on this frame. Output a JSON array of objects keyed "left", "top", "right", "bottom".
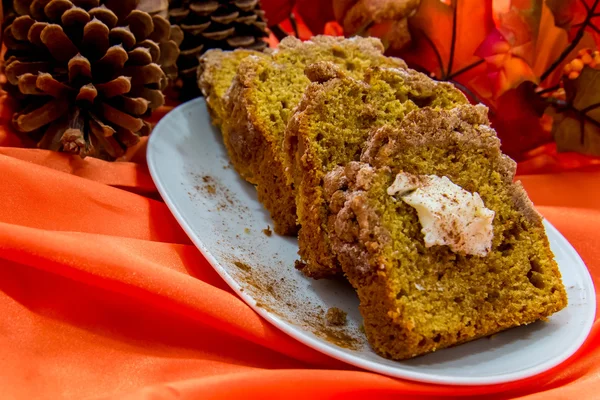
[
  {"left": 224, "top": 56, "right": 299, "bottom": 234},
  {"left": 198, "top": 49, "right": 264, "bottom": 127}
]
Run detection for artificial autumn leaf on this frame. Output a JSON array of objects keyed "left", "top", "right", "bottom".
[
  {"left": 261, "top": 0, "right": 295, "bottom": 27},
  {"left": 472, "top": 0, "right": 540, "bottom": 98},
  {"left": 396, "top": 0, "right": 494, "bottom": 92},
  {"left": 473, "top": 28, "right": 538, "bottom": 99},
  {"left": 546, "top": 0, "right": 600, "bottom": 42},
  {"left": 489, "top": 81, "right": 553, "bottom": 160},
  {"left": 468, "top": 0, "right": 595, "bottom": 161},
  {"left": 295, "top": 0, "right": 336, "bottom": 35},
  {"left": 465, "top": 1, "right": 594, "bottom": 103},
  {"left": 263, "top": 0, "right": 334, "bottom": 36},
  {"left": 278, "top": 10, "right": 315, "bottom": 40},
  {"left": 495, "top": 0, "right": 541, "bottom": 53},
  {"left": 549, "top": 66, "right": 600, "bottom": 156},
  {"left": 324, "top": 21, "right": 344, "bottom": 37},
  {"left": 539, "top": 0, "right": 598, "bottom": 85}
]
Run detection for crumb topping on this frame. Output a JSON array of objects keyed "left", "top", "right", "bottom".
[{"left": 325, "top": 307, "right": 348, "bottom": 326}]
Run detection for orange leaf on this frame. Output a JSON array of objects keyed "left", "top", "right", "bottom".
[
  {"left": 546, "top": 0, "right": 600, "bottom": 43},
  {"left": 475, "top": 27, "right": 537, "bottom": 98},
  {"left": 397, "top": 0, "right": 494, "bottom": 84},
  {"left": 323, "top": 21, "right": 344, "bottom": 37},
  {"left": 471, "top": 1, "right": 541, "bottom": 99},
  {"left": 535, "top": 1, "right": 597, "bottom": 86}
]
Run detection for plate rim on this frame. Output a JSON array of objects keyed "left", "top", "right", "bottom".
[{"left": 147, "top": 98, "right": 597, "bottom": 386}]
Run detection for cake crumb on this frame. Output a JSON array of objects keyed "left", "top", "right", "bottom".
[
  {"left": 294, "top": 260, "right": 307, "bottom": 270},
  {"left": 244, "top": 228, "right": 251, "bottom": 234},
  {"left": 263, "top": 226, "right": 272, "bottom": 236},
  {"left": 326, "top": 307, "right": 347, "bottom": 326},
  {"left": 234, "top": 261, "right": 251, "bottom": 272}
]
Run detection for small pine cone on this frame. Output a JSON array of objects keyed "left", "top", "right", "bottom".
[
  {"left": 2, "top": 0, "right": 183, "bottom": 160},
  {"left": 169, "top": 0, "right": 270, "bottom": 99},
  {"left": 333, "top": 0, "right": 420, "bottom": 50}
]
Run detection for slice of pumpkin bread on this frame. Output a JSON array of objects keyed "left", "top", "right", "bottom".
[
  {"left": 223, "top": 35, "right": 405, "bottom": 235},
  {"left": 197, "top": 49, "right": 267, "bottom": 127},
  {"left": 284, "top": 62, "right": 467, "bottom": 278},
  {"left": 324, "top": 105, "right": 567, "bottom": 359}
]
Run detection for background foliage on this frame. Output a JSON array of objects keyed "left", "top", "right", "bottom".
[{"left": 264, "top": 0, "right": 600, "bottom": 167}]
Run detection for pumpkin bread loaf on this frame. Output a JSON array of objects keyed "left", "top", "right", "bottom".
[
  {"left": 197, "top": 49, "right": 267, "bottom": 127},
  {"left": 223, "top": 36, "right": 406, "bottom": 235},
  {"left": 284, "top": 62, "right": 467, "bottom": 278},
  {"left": 324, "top": 105, "right": 567, "bottom": 359}
]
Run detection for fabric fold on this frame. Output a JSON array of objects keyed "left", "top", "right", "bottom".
[{"left": 0, "top": 97, "right": 599, "bottom": 399}]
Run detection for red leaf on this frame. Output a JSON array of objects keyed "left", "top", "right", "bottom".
[
  {"left": 278, "top": 10, "right": 315, "bottom": 40},
  {"left": 262, "top": 0, "right": 334, "bottom": 36},
  {"left": 546, "top": 0, "right": 600, "bottom": 43},
  {"left": 473, "top": 27, "right": 538, "bottom": 98},
  {"left": 295, "top": 0, "right": 335, "bottom": 35},
  {"left": 495, "top": 0, "right": 542, "bottom": 53},
  {"left": 261, "top": 0, "right": 295, "bottom": 27},
  {"left": 489, "top": 82, "right": 552, "bottom": 160}
]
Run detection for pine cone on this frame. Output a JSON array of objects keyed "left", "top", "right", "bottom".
[
  {"left": 2, "top": 0, "right": 182, "bottom": 160},
  {"left": 138, "top": 0, "right": 169, "bottom": 18},
  {"left": 333, "top": 0, "right": 420, "bottom": 51},
  {"left": 168, "top": 0, "right": 269, "bottom": 99}
]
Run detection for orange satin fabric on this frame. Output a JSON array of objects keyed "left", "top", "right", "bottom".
[{"left": 0, "top": 94, "right": 599, "bottom": 400}]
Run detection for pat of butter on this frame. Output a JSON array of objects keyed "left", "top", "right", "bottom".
[{"left": 387, "top": 172, "right": 495, "bottom": 257}]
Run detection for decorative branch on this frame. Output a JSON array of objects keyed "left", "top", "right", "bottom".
[
  {"left": 412, "top": 1, "right": 483, "bottom": 82},
  {"left": 589, "top": 23, "right": 600, "bottom": 34},
  {"left": 354, "top": 19, "right": 375, "bottom": 38},
  {"left": 268, "top": 11, "right": 301, "bottom": 42},
  {"left": 580, "top": 102, "right": 600, "bottom": 113},
  {"left": 450, "top": 79, "right": 489, "bottom": 110},
  {"left": 540, "top": 0, "right": 600, "bottom": 83},
  {"left": 446, "top": 0, "right": 459, "bottom": 77},
  {"left": 269, "top": 25, "right": 289, "bottom": 41},
  {"left": 447, "top": 59, "right": 484, "bottom": 80},
  {"left": 536, "top": 84, "right": 561, "bottom": 95},
  {"left": 418, "top": 30, "right": 446, "bottom": 78},
  {"left": 289, "top": 12, "right": 300, "bottom": 38}
]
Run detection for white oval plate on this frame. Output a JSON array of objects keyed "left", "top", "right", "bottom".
[{"left": 147, "top": 98, "right": 596, "bottom": 385}]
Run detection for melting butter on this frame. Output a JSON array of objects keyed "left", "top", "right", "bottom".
[{"left": 388, "top": 172, "right": 495, "bottom": 257}]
